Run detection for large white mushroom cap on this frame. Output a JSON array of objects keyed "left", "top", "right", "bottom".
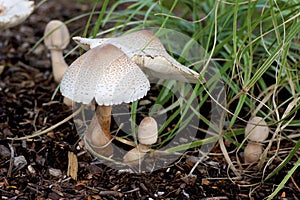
[
  {"left": 60, "top": 44, "right": 150, "bottom": 106},
  {"left": 73, "top": 30, "right": 201, "bottom": 83},
  {"left": 0, "top": 0, "right": 34, "bottom": 30}
]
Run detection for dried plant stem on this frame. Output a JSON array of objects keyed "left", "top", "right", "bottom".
[{"left": 7, "top": 105, "right": 84, "bottom": 140}]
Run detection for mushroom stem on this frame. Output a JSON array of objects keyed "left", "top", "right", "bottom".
[
  {"left": 96, "top": 105, "right": 112, "bottom": 141},
  {"left": 85, "top": 109, "right": 113, "bottom": 156},
  {"left": 50, "top": 50, "right": 68, "bottom": 83}
]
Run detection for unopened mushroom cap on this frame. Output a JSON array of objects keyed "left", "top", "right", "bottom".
[
  {"left": 245, "top": 116, "right": 269, "bottom": 142},
  {"left": 244, "top": 142, "right": 263, "bottom": 164},
  {"left": 137, "top": 117, "right": 158, "bottom": 145},
  {"left": 60, "top": 44, "right": 150, "bottom": 106},
  {"left": 44, "top": 20, "right": 70, "bottom": 50},
  {"left": 0, "top": 0, "right": 34, "bottom": 30}
]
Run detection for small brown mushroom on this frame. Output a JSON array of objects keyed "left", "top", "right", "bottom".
[
  {"left": 60, "top": 44, "right": 150, "bottom": 156},
  {"left": 244, "top": 142, "right": 263, "bottom": 164},
  {"left": 244, "top": 116, "right": 269, "bottom": 164},
  {"left": 123, "top": 117, "right": 158, "bottom": 167},
  {"left": 245, "top": 116, "right": 269, "bottom": 142},
  {"left": 44, "top": 20, "right": 70, "bottom": 83},
  {"left": 0, "top": 0, "right": 34, "bottom": 30}
]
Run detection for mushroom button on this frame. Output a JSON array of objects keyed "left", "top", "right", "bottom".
[
  {"left": 244, "top": 116, "right": 269, "bottom": 164},
  {"left": 244, "top": 142, "right": 263, "bottom": 164},
  {"left": 123, "top": 117, "right": 158, "bottom": 167},
  {"left": 245, "top": 116, "right": 269, "bottom": 142},
  {"left": 44, "top": 20, "right": 70, "bottom": 83},
  {"left": 60, "top": 44, "right": 150, "bottom": 156}
]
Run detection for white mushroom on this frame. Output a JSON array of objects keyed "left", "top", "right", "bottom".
[
  {"left": 123, "top": 117, "right": 158, "bottom": 167},
  {"left": 44, "top": 20, "right": 70, "bottom": 83},
  {"left": 0, "top": 0, "right": 34, "bottom": 30},
  {"left": 244, "top": 142, "right": 263, "bottom": 164},
  {"left": 137, "top": 117, "right": 158, "bottom": 145},
  {"left": 60, "top": 44, "right": 150, "bottom": 156},
  {"left": 73, "top": 30, "right": 202, "bottom": 83},
  {"left": 244, "top": 116, "right": 269, "bottom": 164},
  {"left": 245, "top": 116, "right": 269, "bottom": 142}
]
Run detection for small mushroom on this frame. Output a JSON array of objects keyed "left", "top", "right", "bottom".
[
  {"left": 73, "top": 30, "right": 202, "bottom": 83},
  {"left": 245, "top": 116, "right": 269, "bottom": 142},
  {"left": 44, "top": 20, "right": 70, "bottom": 83},
  {"left": 244, "top": 116, "right": 269, "bottom": 164},
  {"left": 0, "top": 0, "right": 34, "bottom": 30},
  {"left": 60, "top": 44, "right": 150, "bottom": 156},
  {"left": 244, "top": 141, "right": 263, "bottom": 164},
  {"left": 137, "top": 117, "right": 158, "bottom": 145},
  {"left": 123, "top": 117, "right": 158, "bottom": 167}
]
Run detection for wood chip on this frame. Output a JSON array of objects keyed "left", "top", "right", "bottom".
[{"left": 67, "top": 151, "right": 78, "bottom": 180}]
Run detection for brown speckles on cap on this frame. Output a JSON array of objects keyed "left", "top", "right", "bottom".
[
  {"left": 60, "top": 44, "right": 150, "bottom": 105},
  {"left": 73, "top": 30, "right": 202, "bottom": 83}
]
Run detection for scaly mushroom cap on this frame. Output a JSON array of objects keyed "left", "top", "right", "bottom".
[
  {"left": 44, "top": 20, "right": 70, "bottom": 50},
  {"left": 73, "top": 30, "right": 201, "bottom": 83},
  {"left": 60, "top": 44, "right": 150, "bottom": 106},
  {"left": 137, "top": 117, "right": 158, "bottom": 145},
  {"left": 0, "top": 0, "right": 34, "bottom": 30},
  {"left": 245, "top": 116, "right": 269, "bottom": 142}
]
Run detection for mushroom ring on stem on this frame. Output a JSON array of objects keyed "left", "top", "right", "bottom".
[
  {"left": 73, "top": 30, "right": 203, "bottom": 84},
  {"left": 60, "top": 44, "right": 150, "bottom": 156}
]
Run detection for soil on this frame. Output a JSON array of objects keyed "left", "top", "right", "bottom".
[{"left": 0, "top": 0, "right": 300, "bottom": 199}]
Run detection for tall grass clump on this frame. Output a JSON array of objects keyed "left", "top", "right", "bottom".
[{"left": 59, "top": 0, "right": 299, "bottom": 198}]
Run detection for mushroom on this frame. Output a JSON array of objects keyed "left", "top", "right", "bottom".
[
  {"left": 245, "top": 116, "right": 269, "bottom": 142},
  {"left": 123, "top": 117, "right": 158, "bottom": 167},
  {"left": 137, "top": 117, "right": 158, "bottom": 146},
  {"left": 73, "top": 30, "right": 203, "bottom": 83},
  {"left": 244, "top": 116, "right": 269, "bottom": 164},
  {"left": 244, "top": 141, "right": 263, "bottom": 164},
  {"left": 60, "top": 44, "right": 150, "bottom": 156},
  {"left": 44, "top": 20, "right": 70, "bottom": 83},
  {"left": 0, "top": 0, "right": 34, "bottom": 30}
]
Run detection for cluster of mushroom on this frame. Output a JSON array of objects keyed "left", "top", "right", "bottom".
[
  {"left": 244, "top": 116, "right": 269, "bottom": 164},
  {"left": 58, "top": 29, "right": 202, "bottom": 160},
  {"left": 123, "top": 117, "right": 158, "bottom": 167}
]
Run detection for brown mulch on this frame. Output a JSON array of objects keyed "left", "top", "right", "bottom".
[{"left": 1, "top": 0, "right": 299, "bottom": 199}]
